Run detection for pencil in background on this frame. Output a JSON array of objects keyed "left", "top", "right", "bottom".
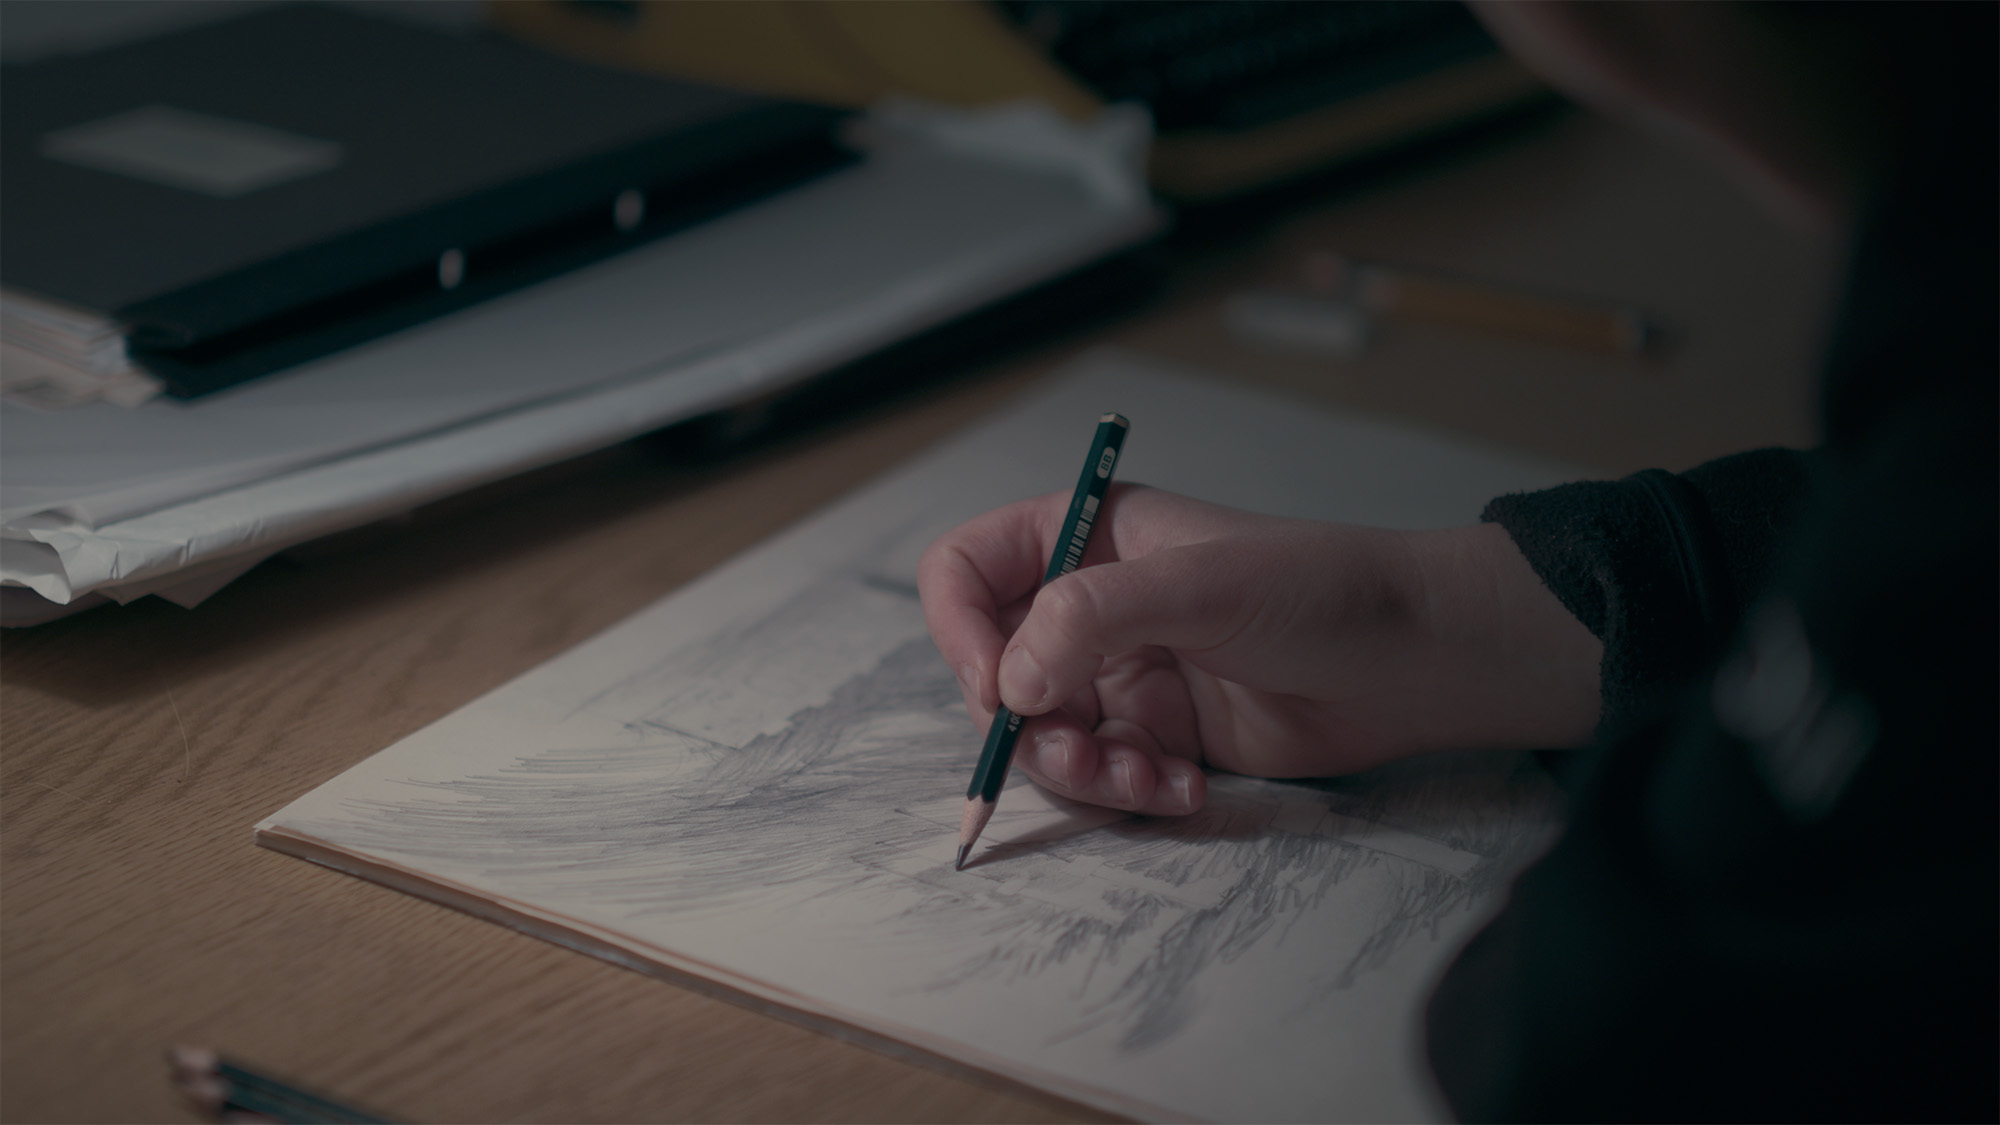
[
  {"left": 168, "top": 1046, "right": 396, "bottom": 1125},
  {"left": 1304, "top": 250, "right": 1658, "bottom": 356}
]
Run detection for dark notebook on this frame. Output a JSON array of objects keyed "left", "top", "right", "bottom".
[{"left": 0, "top": 4, "right": 849, "bottom": 398}]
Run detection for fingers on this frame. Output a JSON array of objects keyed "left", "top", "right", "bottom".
[
  {"left": 945, "top": 667, "right": 1204, "bottom": 816},
  {"left": 1012, "top": 713, "right": 1207, "bottom": 816},
  {"left": 997, "top": 543, "right": 1253, "bottom": 716},
  {"left": 921, "top": 483, "right": 1261, "bottom": 715},
  {"left": 918, "top": 492, "right": 1073, "bottom": 714},
  {"left": 920, "top": 485, "right": 1149, "bottom": 717}
]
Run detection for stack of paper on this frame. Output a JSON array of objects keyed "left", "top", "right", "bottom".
[
  {"left": 0, "top": 291, "right": 160, "bottom": 409},
  {"left": 0, "top": 104, "right": 1161, "bottom": 624}
]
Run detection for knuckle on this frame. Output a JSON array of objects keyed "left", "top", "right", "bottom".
[
  {"left": 1034, "top": 574, "right": 1104, "bottom": 646},
  {"left": 915, "top": 539, "right": 965, "bottom": 601},
  {"left": 915, "top": 535, "right": 949, "bottom": 579}
]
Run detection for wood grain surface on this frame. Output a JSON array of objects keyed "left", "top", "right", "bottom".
[{"left": 1, "top": 113, "right": 1836, "bottom": 1124}]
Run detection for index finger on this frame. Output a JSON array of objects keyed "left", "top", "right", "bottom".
[{"left": 917, "top": 491, "right": 1072, "bottom": 711}]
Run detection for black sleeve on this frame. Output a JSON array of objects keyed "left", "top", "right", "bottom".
[
  {"left": 1482, "top": 448, "right": 1815, "bottom": 737},
  {"left": 1425, "top": 11, "right": 1998, "bottom": 1115},
  {"left": 1427, "top": 397, "right": 1998, "bottom": 1122}
]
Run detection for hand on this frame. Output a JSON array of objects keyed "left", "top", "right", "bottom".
[{"left": 917, "top": 485, "right": 1602, "bottom": 816}]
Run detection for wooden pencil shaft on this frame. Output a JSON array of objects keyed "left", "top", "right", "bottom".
[
  {"left": 956, "top": 796, "right": 997, "bottom": 869},
  {"left": 1359, "top": 270, "right": 1648, "bottom": 354},
  {"left": 963, "top": 414, "right": 1128, "bottom": 805}
]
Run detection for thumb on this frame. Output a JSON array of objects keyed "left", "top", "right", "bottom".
[{"left": 997, "top": 543, "right": 1251, "bottom": 714}]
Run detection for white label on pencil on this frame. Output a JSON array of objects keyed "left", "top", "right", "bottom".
[{"left": 1061, "top": 495, "right": 1101, "bottom": 575}]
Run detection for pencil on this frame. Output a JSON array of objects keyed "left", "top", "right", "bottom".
[
  {"left": 956, "top": 412, "right": 1129, "bottom": 870},
  {"left": 1304, "top": 251, "right": 1656, "bottom": 356},
  {"left": 168, "top": 1046, "right": 396, "bottom": 1124}
]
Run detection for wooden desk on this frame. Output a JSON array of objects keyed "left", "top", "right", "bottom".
[{"left": 2, "top": 112, "right": 1836, "bottom": 1123}]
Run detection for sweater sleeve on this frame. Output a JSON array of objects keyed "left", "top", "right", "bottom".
[
  {"left": 1482, "top": 448, "right": 1815, "bottom": 736},
  {"left": 1428, "top": 17, "right": 1998, "bottom": 1113},
  {"left": 1427, "top": 397, "right": 1999, "bottom": 1123}
]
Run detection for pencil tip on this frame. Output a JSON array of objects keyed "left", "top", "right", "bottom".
[{"left": 954, "top": 843, "right": 971, "bottom": 871}]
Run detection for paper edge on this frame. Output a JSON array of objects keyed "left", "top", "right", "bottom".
[{"left": 252, "top": 823, "right": 1193, "bottom": 1124}]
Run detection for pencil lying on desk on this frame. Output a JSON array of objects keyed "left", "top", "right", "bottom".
[
  {"left": 1304, "top": 251, "right": 1657, "bottom": 356},
  {"left": 957, "top": 412, "right": 1129, "bottom": 870},
  {"left": 168, "top": 1046, "right": 396, "bottom": 1124}
]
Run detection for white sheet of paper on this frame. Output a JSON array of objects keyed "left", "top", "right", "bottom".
[{"left": 258, "top": 348, "right": 1580, "bottom": 1122}]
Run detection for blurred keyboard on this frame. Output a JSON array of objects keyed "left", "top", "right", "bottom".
[{"left": 994, "top": 0, "right": 1500, "bottom": 132}]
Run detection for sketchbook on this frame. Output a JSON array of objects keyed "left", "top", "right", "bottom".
[{"left": 257, "top": 348, "right": 1583, "bottom": 1122}]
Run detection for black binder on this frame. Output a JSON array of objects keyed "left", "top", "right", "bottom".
[{"left": 0, "top": 4, "right": 850, "bottom": 398}]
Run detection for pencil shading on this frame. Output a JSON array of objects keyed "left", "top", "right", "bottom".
[{"left": 258, "top": 349, "right": 1580, "bottom": 1122}]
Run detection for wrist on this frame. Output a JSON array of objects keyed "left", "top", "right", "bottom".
[{"left": 1406, "top": 524, "right": 1603, "bottom": 750}]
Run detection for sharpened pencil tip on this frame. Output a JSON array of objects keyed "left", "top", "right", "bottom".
[{"left": 956, "top": 797, "right": 997, "bottom": 872}]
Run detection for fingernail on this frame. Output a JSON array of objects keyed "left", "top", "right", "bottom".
[
  {"left": 1032, "top": 730, "right": 1069, "bottom": 784},
  {"left": 998, "top": 646, "right": 1047, "bottom": 709},
  {"left": 1170, "top": 773, "right": 1194, "bottom": 814},
  {"left": 1109, "top": 758, "right": 1135, "bottom": 806}
]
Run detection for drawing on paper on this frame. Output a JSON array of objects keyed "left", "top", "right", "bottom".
[
  {"left": 308, "top": 561, "right": 1557, "bottom": 1054},
  {"left": 261, "top": 351, "right": 1581, "bottom": 1121}
]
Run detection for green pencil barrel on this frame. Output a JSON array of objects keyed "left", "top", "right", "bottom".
[
  {"left": 1040, "top": 416, "right": 1128, "bottom": 585},
  {"left": 964, "top": 413, "right": 1128, "bottom": 805},
  {"left": 968, "top": 705, "right": 1024, "bottom": 801}
]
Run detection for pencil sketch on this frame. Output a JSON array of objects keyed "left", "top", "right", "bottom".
[{"left": 260, "top": 349, "right": 1578, "bottom": 1122}]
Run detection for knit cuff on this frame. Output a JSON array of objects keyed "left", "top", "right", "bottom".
[{"left": 1484, "top": 448, "right": 1815, "bottom": 735}]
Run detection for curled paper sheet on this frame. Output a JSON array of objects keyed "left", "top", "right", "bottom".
[{"left": 861, "top": 97, "right": 1153, "bottom": 211}]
